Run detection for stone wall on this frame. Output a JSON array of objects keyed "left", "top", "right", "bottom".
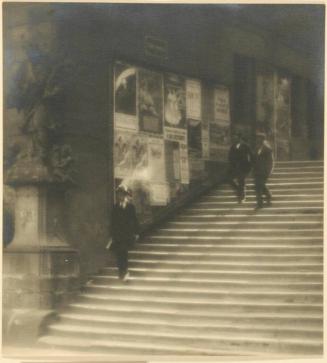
[{"left": 3, "top": 3, "right": 323, "bottom": 286}]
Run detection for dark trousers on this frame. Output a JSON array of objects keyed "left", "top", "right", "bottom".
[
  {"left": 254, "top": 176, "right": 271, "bottom": 207},
  {"left": 114, "top": 245, "right": 128, "bottom": 278},
  {"left": 229, "top": 171, "right": 248, "bottom": 200}
]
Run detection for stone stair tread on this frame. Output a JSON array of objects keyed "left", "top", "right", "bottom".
[
  {"left": 39, "top": 160, "right": 324, "bottom": 355},
  {"left": 38, "top": 335, "right": 258, "bottom": 355},
  {"left": 47, "top": 323, "right": 323, "bottom": 348},
  {"left": 102, "top": 267, "right": 323, "bottom": 275},
  {"left": 69, "top": 302, "right": 323, "bottom": 318},
  {"left": 138, "top": 243, "right": 322, "bottom": 248},
  {"left": 59, "top": 313, "right": 323, "bottom": 331},
  {"left": 95, "top": 275, "right": 323, "bottom": 285},
  {"left": 80, "top": 293, "right": 323, "bottom": 307},
  {"left": 86, "top": 283, "right": 323, "bottom": 298}
]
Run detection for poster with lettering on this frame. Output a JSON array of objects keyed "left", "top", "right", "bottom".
[
  {"left": 150, "top": 183, "right": 170, "bottom": 206},
  {"left": 209, "top": 121, "right": 230, "bottom": 161},
  {"left": 139, "top": 69, "right": 163, "bottom": 133},
  {"left": 189, "top": 155, "right": 205, "bottom": 180},
  {"left": 256, "top": 72, "right": 275, "bottom": 153},
  {"left": 186, "top": 79, "right": 201, "bottom": 121},
  {"left": 179, "top": 142, "right": 190, "bottom": 184},
  {"left": 114, "top": 129, "right": 148, "bottom": 180},
  {"left": 201, "top": 85, "right": 212, "bottom": 160},
  {"left": 164, "top": 73, "right": 186, "bottom": 135},
  {"left": 148, "top": 137, "right": 166, "bottom": 183},
  {"left": 214, "top": 86, "right": 230, "bottom": 123},
  {"left": 275, "top": 74, "right": 291, "bottom": 160},
  {"left": 114, "top": 62, "right": 138, "bottom": 131},
  {"left": 210, "top": 86, "right": 231, "bottom": 161}
]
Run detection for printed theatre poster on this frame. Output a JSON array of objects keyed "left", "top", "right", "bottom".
[
  {"left": 210, "top": 86, "right": 231, "bottom": 161},
  {"left": 114, "top": 129, "right": 148, "bottom": 180},
  {"left": 139, "top": 68, "right": 163, "bottom": 133},
  {"left": 164, "top": 73, "right": 187, "bottom": 141},
  {"left": 114, "top": 62, "right": 138, "bottom": 131},
  {"left": 186, "top": 79, "right": 202, "bottom": 157},
  {"left": 275, "top": 74, "right": 291, "bottom": 160}
]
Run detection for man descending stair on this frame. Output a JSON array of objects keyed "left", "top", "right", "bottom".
[
  {"left": 38, "top": 160, "right": 323, "bottom": 357},
  {"left": 228, "top": 132, "right": 253, "bottom": 204},
  {"left": 253, "top": 132, "right": 274, "bottom": 209}
]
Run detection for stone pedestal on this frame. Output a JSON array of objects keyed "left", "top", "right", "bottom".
[{"left": 3, "top": 184, "right": 80, "bottom": 346}]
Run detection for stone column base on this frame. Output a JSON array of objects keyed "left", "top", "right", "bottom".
[{"left": 3, "top": 246, "right": 80, "bottom": 346}]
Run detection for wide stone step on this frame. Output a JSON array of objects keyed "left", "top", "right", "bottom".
[
  {"left": 67, "top": 302, "right": 323, "bottom": 323},
  {"left": 208, "top": 189, "right": 324, "bottom": 198},
  {"left": 91, "top": 275, "right": 323, "bottom": 292},
  {"left": 152, "top": 229, "right": 323, "bottom": 238},
  {"left": 270, "top": 171, "right": 323, "bottom": 176},
  {"left": 174, "top": 213, "right": 323, "bottom": 222},
  {"left": 217, "top": 182, "right": 323, "bottom": 191},
  {"left": 183, "top": 206, "right": 323, "bottom": 215},
  {"left": 123, "top": 265, "right": 323, "bottom": 282},
  {"left": 38, "top": 334, "right": 270, "bottom": 356},
  {"left": 38, "top": 335, "right": 237, "bottom": 355},
  {"left": 58, "top": 313, "right": 323, "bottom": 341},
  {"left": 83, "top": 284, "right": 322, "bottom": 304},
  {"left": 201, "top": 195, "right": 323, "bottom": 202},
  {"left": 76, "top": 294, "right": 323, "bottom": 316},
  {"left": 129, "top": 250, "right": 322, "bottom": 264},
  {"left": 45, "top": 323, "right": 323, "bottom": 355},
  {"left": 134, "top": 244, "right": 322, "bottom": 254},
  {"left": 274, "top": 160, "right": 323, "bottom": 167},
  {"left": 193, "top": 201, "right": 323, "bottom": 208},
  {"left": 165, "top": 220, "right": 323, "bottom": 229}
]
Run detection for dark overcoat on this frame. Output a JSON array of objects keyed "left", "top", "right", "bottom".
[
  {"left": 228, "top": 142, "right": 253, "bottom": 175},
  {"left": 253, "top": 143, "right": 274, "bottom": 180},
  {"left": 112, "top": 202, "right": 139, "bottom": 250}
]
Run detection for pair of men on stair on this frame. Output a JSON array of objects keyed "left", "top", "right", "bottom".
[{"left": 228, "top": 132, "right": 274, "bottom": 209}]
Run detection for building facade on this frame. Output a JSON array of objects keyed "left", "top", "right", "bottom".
[{"left": 3, "top": 3, "right": 324, "bottom": 345}]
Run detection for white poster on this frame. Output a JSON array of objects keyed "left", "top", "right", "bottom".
[
  {"left": 164, "top": 127, "right": 187, "bottom": 144},
  {"left": 114, "top": 130, "right": 148, "bottom": 179},
  {"left": 186, "top": 79, "right": 202, "bottom": 120},
  {"left": 179, "top": 142, "right": 190, "bottom": 184},
  {"left": 150, "top": 183, "right": 170, "bottom": 206},
  {"left": 148, "top": 137, "right": 166, "bottom": 182},
  {"left": 114, "top": 62, "right": 138, "bottom": 131},
  {"left": 214, "top": 87, "right": 230, "bottom": 123}
]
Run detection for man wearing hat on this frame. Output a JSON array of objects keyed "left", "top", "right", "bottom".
[
  {"left": 253, "top": 132, "right": 274, "bottom": 209},
  {"left": 110, "top": 185, "right": 139, "bottom": 281},
  {"left": 228, "top": 132, "right": 253, "bottom": 203}
]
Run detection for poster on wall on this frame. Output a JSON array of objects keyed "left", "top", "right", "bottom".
[
  {"left": 150, "top": 183, "right": 170, "bottom": 206},
  {"left": 114, "top": 129, "right": 148, "bottom": 180},
  {"left": 165, "top": 140, "right": 180, "bottom": 182},
  {"left": 201, "top": 85, "right": 212, "bottom": 160},
  {"left": 275, "top": 74, "right": 291, "bottom": 160},
  {"left": 189, "top": 155, "right": 205, "bottom": 180},
  {"left": 256, "top": 72, "right": 275, "bottom": 151},
  {"left": 179, "top": 142, "right": 190, "bottom": 184},
  {"left": 164, "top": 73, "right": 186, "bottom": 129},
  {"left": 148, "top": 137, "right": 166, "bottom": 182},
  {"left": 164, "top": 128, "right": 187, "bottom": 144},
  {"left": 186, "top": 79, "right": 202, "bottom": 120},
  {"left": 114, "top": 62, "right": 138, "bottom": 131},
  {"left": 214, "top": 86, "right": 230, "bottom": 123},
  {"left": 139, "top": 69, "right": 163, "bottom": 133},
  {"left": 209, "top": 86, "right": 231, "bottom": 161}
]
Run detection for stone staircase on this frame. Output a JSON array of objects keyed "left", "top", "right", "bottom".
[{"left": 38, "top": 160, "right": 324, "bottom": 356}]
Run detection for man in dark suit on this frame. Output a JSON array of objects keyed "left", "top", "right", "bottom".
[
  {"left": 111, "top": 185, "right": 139, "bottom": 281},
  {"left": 253, "top": 132, "right": 274, "bottom": 209},
  {"left": 228, "top": 132, "right": 253, "bottom": 203}
]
